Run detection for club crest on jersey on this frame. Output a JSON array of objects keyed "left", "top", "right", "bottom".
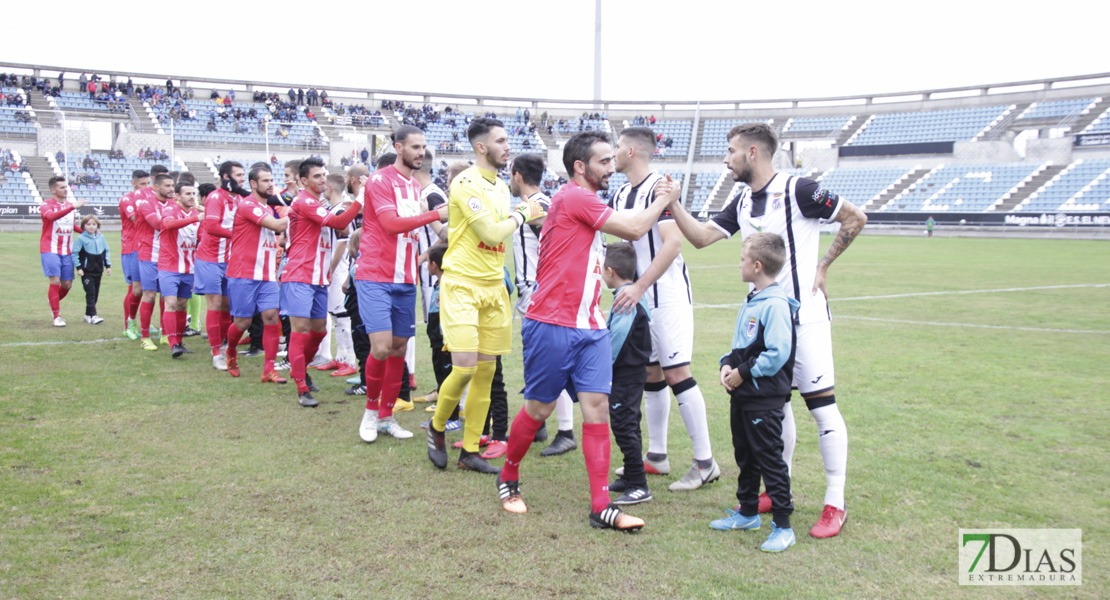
[
  {"left": 253, "top": 207, "right": 263, "bottom": 217},
  {"left": 772, "top": 193, "right": 783, "bottom": 211},
  {"left": 745, "top": 317, "right": 757, "bottom": 338},
  {"left": 316, "top": 207, "right": 328, "bottom": 218},
  {"left": 467, "top": 197, "right": 484, "bottom": 212}
]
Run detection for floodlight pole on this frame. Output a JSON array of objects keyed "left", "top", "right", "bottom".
[{"left": 593, "top": 0, "right": 602, "bottom": 104}]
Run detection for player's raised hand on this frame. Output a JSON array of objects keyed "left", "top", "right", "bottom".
[
  {"left": 73, "top": 198, "right": 89, "bottom": 208},
  {"left": 515, "top": 199, "right": 546, "bottom": 223}
]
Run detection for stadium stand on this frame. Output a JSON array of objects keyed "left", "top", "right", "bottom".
[
  {"left": 1080, "top": 109, "right": 1110, "bottom": 134},
  {"left": 700, "top": 119, "right": 773, "bottom": 156},
  {"left": 1016, "top": 97, "right": 1099, "bottom": 121},
  {"left": 783, "top": 116, "right": 853, "bottom": 136},
  {"left": 846, "top": 106, "right": 1010, "bottom": 146},
  {"left": 66, "top": 153, "right": 187, "bottom": 205},
  {"left": 1019, "top": 158, "right": 1110, "bottom": 211},
  {"left": 816, "top": 166, "right": 915, "bottom": 207},
  {"left": 883, "top": 162, "right": 1042, "bottom": 212}
]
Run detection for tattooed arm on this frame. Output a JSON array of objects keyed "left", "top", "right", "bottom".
[{"left": 813, "top": 200, "right": 867, "bottom": 297}]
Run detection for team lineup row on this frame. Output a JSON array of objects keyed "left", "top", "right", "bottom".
[{"left": 37, "top": 119, "right": 866, "bottom": 551}]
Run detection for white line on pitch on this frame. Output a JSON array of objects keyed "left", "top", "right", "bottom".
[
  {"left": 694, "top": 283, "right": 1110, "bottom": 309},
  {"left": 835, "top": 315, "right": 1109, "bottom": 335},
  {"left": 0, "top": 337, "right": 127, "bottom": 348}
]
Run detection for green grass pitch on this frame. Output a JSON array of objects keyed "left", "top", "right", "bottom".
[{"left": 0, "top": 232, "right": 1107, "bottom": 599}]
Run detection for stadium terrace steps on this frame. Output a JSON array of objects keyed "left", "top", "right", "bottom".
[
  {"left": 980, "top": 103, "right": 1030, "bottom": 140},
  {"left": 990, "top": 164, "right": 1066, "bottom": 212},
  {"left": 28, "top": 93, "right": 57, "bottom": 128},
  {"left": 535, "top": 126, "right": 558, "bottom": 154},
  {"left": 608, "top": 118, "right": 624, "bottom": 134},
  {"left": 870, "top": 167, "right": 933, "bottom": 211},
  {"left": 184, "top": 160, "right": 218, "bottom": 187},
  {"left": 25, "top": 156, "right": 57, "bottom": 199},
  {"left": 126, "top": 97, "right": 160, "bottom": 133},
  {"left": 1076, "top": 97, "right": 1110, "bottom": 133},
  {"left": 839, "top": 115, "right": 872, "bottom": 146}
]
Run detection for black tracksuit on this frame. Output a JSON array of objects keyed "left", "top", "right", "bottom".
[{"left": 606, "top": 290, "right": 653, "bottom": 488}]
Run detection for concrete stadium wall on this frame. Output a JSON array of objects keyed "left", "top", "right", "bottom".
[
  {"left": 1024, "top": 138, "right": 1073, "bottom": 164},
  {"left": 39, "top": 128, "right": 90, "bottom": 156},
  {"left": 115, "top": 132, "right": 171, "bottom": 157},
  {"left": 953, "top": 141, "right": 1021, "bottom": 162}
]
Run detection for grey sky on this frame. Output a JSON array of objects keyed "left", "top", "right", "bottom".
[{"left": 7, "top": 0, "right": 1108, "bottom": 103}]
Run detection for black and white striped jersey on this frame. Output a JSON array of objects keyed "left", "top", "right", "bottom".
[
  {"left": 710, "top": 173, "right": 842, "bottom": 324},
  {"left": 512, "top": 191, "right": 550, "bottom": 292},
  {"left": 609, "top": 172, "right": 692, "bottom": 308}
]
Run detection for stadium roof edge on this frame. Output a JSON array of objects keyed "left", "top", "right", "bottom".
[{"left": 5, "top": 61, "right": 1110, "bottom": 108}]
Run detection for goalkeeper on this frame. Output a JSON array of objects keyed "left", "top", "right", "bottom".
[{"left": 426, "top": 117, "right": 547, "bottom": 474}]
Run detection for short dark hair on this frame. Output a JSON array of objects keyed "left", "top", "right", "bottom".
[
  {"left": 249, "top": 164, "right": 272, "bottom": 183},
  {"left": 427, "top": 243, "right": 447, "bottom": 269},
  {"left": 249, "top": 161, "right": 269, "bottom": 172},
  {"left": 467, "top": 117, "right": 504, "bottom": 144},
  {"left": 153, "top": 173, "right": 173, "bottom": 185},
  {"left": 218, "top": 160, "right": 244, "bottom": 179},
  {"left": 177, "top": 172, "right": 196, "bottom": 186},
  {"left": 604, "top": 242, "right": 637, "bottom": 281},
  {"left": 376, "top": 153, "right": 397, "bottom": 170},
  {"left": 727, "top": 122, "right": 777, "bottom": 157},
  {"left": 168, "top": 170, "right": 181, "bottom": 183},
  {"left": 131, "top": 169, "right": 149, "bottom": 181},
  {"left": 150, "top": 165, "right": 169, "bottom": 176},
  {"left": 48, "top": 176, "right": 66, "bottom": 188},
  {"left": 511, "top": 154, "right": 545, "bottom": 186},
  {"left": 392, "top": 125, "right": 424, "bottom": 145},
  {"left": 198, "top": 183, "right": 217, "bottom": 198},
  {"left": 743, "top": 232, "right": 787, "bottom": 276},
  {"left": 284, "top": 159, "right": 302, "bottom": 174},
  {"left": 620, "top": 127, "right": 656, "bottom": 153},
  {"left": 562, "top": 131, "right": 610, "bottom": 174},
  {"left": 298, "top": 156, "right": 326, "bottom": 178},
  {"left": 174, "top": 181, "right": 195, "bottom": 194}
]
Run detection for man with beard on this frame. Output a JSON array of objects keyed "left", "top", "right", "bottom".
[
  {"left": 157, "top": 181, "right": 201, "bottom": 358},
  {"left": 425, "top": 118, "right": 545, "bottom": 474},
  {"left": 356, "top": 127, "right": 447, "bottom": 443},
  {"left": 493, "top": 131, "right": 679, "bottom": 531},
  {"left": 665, "top": 122, "right": 867, "bottom": 539}
]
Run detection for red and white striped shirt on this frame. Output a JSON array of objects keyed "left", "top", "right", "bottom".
[
  {"left": 356, "top": 165, "right": 424, "bottom": 284},
  {"left": 226, "top": 196, "right": 280, "bottom": 282},
  {"left": 283, "top": 190, "right": 362, "bottom": 286},
  {"left": 197, "top": 188, "right": 237, "bottom": 263},
  {"left": 39, "top": 198, "right": 78, "bottom": 255},
  {"left": 158, "top": 203, "right": 200, "bottom": 274},
  {"left": 526, "top": 181, "right": 613, "bottom": 330},
  {"left": 133, "top": 189, "right": 167, "bottom": 263},
  {"left": 118, "top": 191, "right": 138, "bottom": 254}
]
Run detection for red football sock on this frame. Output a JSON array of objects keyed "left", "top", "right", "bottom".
[
  {"left": 48, "top": 284, "right": 61, "bottom": 318},
  {"left": 289, "top": 331, "right": 310, "bottom": 393},
  {"left": 305, "top": 330, "right": 327, "bottom": 366},
  {"left": 262, "top": 324, "right": 281, "bottom": 372},
  {"left": 379, "top": 355, "right": 405, "bottom": 419},
  {"left": 128, "top": 292, "right": 140, "bottom": 319},
  {"left": 206, "top": 311, "right": 222, "bottom": 354},
  {"left": 139, "top": 299, "right": 155, "bottom": 338},
  {"left": 226, "top": 323, "right": 245, "bottom": 357},
  {"left": 502, "top": 408, "right": 543, "bottom": 482},
  {"left": 364, "top": 355, "right": 386, "bottom": 410},
  {"left": 219, "top": 311, "right": 232, "bottom": 343},
  {"left": 582, "top": 422, "right": 612, "bottom": 513},
  {"left": 58, "top": 286, "right": 69, "bottom": 301},
  {"left": 158, "top": 296, "right": 165, "bottom": 329},
  {"left": 163, "top": 310, "right": 178, "bottom": 346},
  {"left": 176, "top": 311, "right": 187, "bottom": 346}
]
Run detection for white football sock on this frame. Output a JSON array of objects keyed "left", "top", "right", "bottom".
[
  {"left": 674, "top": 381, "right": 713, "bottom": 462},
  {"left": 555, "top": 389, "right": 574, "bottom": 431},
  {"left": 333, "top": 316, "right": 355, "bottom": 366},
  {"left": 811, "top": 402, "right": 848, "bottom": 510},
  {"left": 405, "top": 337, "right": 416, "bottom": 374},
  {"left": 315, "top": 319, "right": 333, "bottom": 362},
  {"left": 781, "top": 399, "right": 796, "bottom": 477},
  {"left": 644, "top": 385, "right": 670, "bottom": 456}
]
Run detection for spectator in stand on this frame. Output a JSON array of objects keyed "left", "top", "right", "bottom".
[
  {"left": 56, "top": 151, "right": 65, "bottom": 163},
  {"left": 87, "top": 80, "right": 97, "bottom": 100},
  {"left": 360, "top": 148, "right": 369, "bottom": 164},
  {"left": 288, "top": 88, "right": 296, "bottom": 103},
  {"left": 78, "top": 73, "right": 88, "bottom": 91},
  {"left": 297, "top": 88, "right": 305, "bottom": 105},
  {"left": 320, "top": 90, "right": 328, "bottom": 106}
]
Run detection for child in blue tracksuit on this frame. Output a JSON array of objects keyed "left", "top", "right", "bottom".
[
  {"left": 602, "top": 243, "right": 654, "bottom": 505},
  {"left": 72, "top": 215, "right": 111, "bottom": 324},
  {"left": 713, "top": 232, "right": 800, "bottom": 553}
]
